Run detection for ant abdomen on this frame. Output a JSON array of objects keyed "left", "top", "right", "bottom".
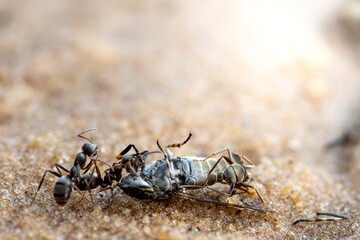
[{"left": 53, "top": 176, "right": 72, "bottom": 206}]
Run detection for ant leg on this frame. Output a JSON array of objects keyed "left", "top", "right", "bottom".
[
  {"left": 83, "top": 158, "right": 112, "bottom": 175},
  {"left": 200, "top": 148, "right": 233, "bottom": 162},
  {"left": 54, "top": 164, "right": 70, "bottom": 174},
  {"left": 103, "top": 167, "right": 114, "bottom": 185},
  {"left": 235, "top": 182, "right": 265, "bottom": 203},
  {"left": 86, "top": 162, "right": 104, "bottom": 207},
  {"left": 88, "top": 160, "right": 108, "bottom": 204},
  {"left": 293, "top": 212, "right": 349, "bottom": 225},
  {"left": 157, "top": 139, "right": 174, "bottom": 179},
  {"left": 82, "top": 159, "right": 95, "bottom": 174},
  {"left": 96, "top": 159, "right": 113, "bottom": 169},
  {"left": 93, "top": 161, "right": 103, "bottom": 183},
  {"left": 73, "top": 186, "right": 87, "bottom": 206},
  {"left": 166, "top": 132, "right": 193, "bottom": 148},
  {"left": 87, "top": 188, "right": 95, "bottom": 208},
  {"left": 140, "top": 150, "right": 162, "bottom": 171},
  {"left": 164, "top": 132, "right": 193, "bottom": 158},
  {"left": 30, "top": 169, "right": 63, "bottom": 206},
  {"left": 156, "top": 132, "right": 192, "bottom": 178},
  {"left": 72, "top": 184, "right": 94, "bottom": 211},
  {"left": 74, "top": 166, "right": 99, "bottom": 207},
  {"left": 116, "top": 144, "right": 140, "bottom": 159},
  {"left": 89, "top": 159, "right": 114, "bottom": 185},
  {"left": 234, "top": 184, "right": 251, "bottom": 194},
  {"left": 239, "top": 155, "right": 255, "bottom": 169},
  {"left": 200, "top": 148, "right": 254, "bottom": 168}
]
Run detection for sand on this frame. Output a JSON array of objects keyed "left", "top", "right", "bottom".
[{"left": 0, "top": 1, "right": 359, "bottom": 239}]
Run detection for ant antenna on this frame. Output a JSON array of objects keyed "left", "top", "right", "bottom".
[
  {"left": 78, "top": 128, "right": 97, "bottom": 143},
  {"left": 144, "top": 150, "right": 162, "bottom": 157},
  {"left": 156, "top": 140, "right": 166, "bottom": 159}
]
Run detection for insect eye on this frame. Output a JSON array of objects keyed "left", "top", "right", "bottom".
[
  {"left": 244, "top": 172, "right": 251, "bottom": 182},
  {"left": 117, "top": 175, "right": 154, "bottom": 199}
]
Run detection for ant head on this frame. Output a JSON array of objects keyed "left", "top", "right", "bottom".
[
  {"left": 78, "top": 128, "right": 99, "bottom": 158},
  {"left": 109, "top": 163, "right": 123, "bottom": 181},
  {"left": 82, "top": 143, "right": 100, "bottom": 158}
]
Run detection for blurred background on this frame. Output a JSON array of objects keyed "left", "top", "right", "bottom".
[{"left": 0, "top": 0, "right": 359, "bottom": 239}]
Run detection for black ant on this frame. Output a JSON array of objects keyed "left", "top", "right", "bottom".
[{"left": 31, "top": 128, "right": 106, "bottom": 206}]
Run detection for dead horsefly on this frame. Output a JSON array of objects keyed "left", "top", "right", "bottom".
[
  {"left": 293, "top": 212, "right": 350, "bottom": 225},
  {"left": 95, "top": 145, "right": 161, "bottom": 205},
  {"left": 31, "top": 128, "right": 109, "bottom": 206},
  {"left": 118, "top": 132, "right": 272, "bottom": 212}
]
